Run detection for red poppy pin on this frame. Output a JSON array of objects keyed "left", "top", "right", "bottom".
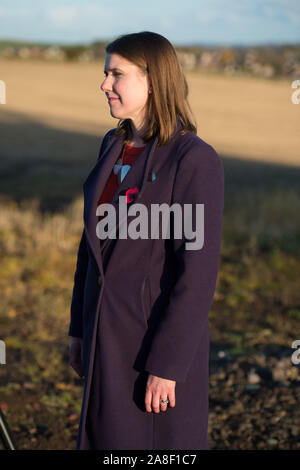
[{"left": 125, "top": 186, "right": 139, "bottom": 203}]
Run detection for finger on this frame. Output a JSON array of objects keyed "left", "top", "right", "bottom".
[
  {"left": 160, "top": 396, "right": 168, "bottom": 412},
  {"left": 168, "top": 389, "right": 176, "bottom": 408},
  {"left": 152, "top": 391, "right": 161, "bottom": 414},
  {"left": 145, "top": 388, "right": 152, "bottom": 413}
]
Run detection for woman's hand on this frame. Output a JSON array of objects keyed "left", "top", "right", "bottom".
[
  {"left": 69, "top": 337, "right": 84, "bottom": 378},
  {"left": 145, "top": 374, "right": 176, "bottom": 413}
]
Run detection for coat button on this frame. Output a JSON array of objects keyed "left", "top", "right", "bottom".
[{"left": 98, "top": 275, "right": 102, "bottom": 285}]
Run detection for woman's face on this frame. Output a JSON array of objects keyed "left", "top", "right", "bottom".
[{"left": 100, "top": 53, "right": 151, "bottom": 128}]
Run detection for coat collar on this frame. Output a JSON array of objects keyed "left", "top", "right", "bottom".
[{"left": 83, "top": 116, "right": 184, "bottom": 276}]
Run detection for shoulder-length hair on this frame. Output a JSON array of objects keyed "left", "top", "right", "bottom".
[{"left": 105, "top": 31, "right": 197, "bottom": 146}]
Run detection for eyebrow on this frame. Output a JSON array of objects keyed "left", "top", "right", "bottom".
[{"left": 104, "top": 67, "right": 124, "bottom": 73}]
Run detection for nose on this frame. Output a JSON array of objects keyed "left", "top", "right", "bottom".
[{"left": 100, "top": 76, "right": 112, "bottom": 93}]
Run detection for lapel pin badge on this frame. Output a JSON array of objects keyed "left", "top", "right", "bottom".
[{"left": 147, "top": 171, "right": 156, "bottom": 182}]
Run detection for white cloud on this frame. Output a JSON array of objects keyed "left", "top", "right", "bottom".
[
  {"left": 46, "top": 4, "right": 113, "bottom": 27},
  {"left": 47, "top": 6, "right": 78, "bottom": 26}
]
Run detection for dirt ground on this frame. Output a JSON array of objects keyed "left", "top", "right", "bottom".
[{"left": 1, "top": 344, "right": 299, "bottom": 450}]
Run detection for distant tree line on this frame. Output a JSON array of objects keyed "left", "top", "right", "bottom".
[{"left": 0, "top": 39, "right": 299, "bottom": 79}]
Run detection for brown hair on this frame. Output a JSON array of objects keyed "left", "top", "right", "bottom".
[{"left": 105, "top": 31, "right": 197, "bottom": 146}]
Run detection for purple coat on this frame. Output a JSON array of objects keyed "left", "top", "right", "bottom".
[{"left": 68, "top": 116, "right": 224, "bottom": 450}]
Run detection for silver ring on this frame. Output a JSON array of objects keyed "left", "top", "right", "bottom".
[{"left": 160, "top": 398, "right": 169, "bottom": 404}]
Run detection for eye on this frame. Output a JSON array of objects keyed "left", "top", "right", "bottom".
[{"left": 104, "top": 72, "right": 121, "bottom": 77}]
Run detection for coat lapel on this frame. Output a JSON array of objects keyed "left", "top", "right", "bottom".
[
  {"left": 83, "top": 116, "right": 184, "bottom": 275},
  {"left": 83, "top": 131, "right": 159, "bottom": 275}
]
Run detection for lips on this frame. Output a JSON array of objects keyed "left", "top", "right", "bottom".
[{"left": 108, "top": 97, "right": 119, "bottom": 102}]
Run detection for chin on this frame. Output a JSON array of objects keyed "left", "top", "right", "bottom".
[
  {"left": 110, "top": 110, "right": 119, "bottom": 118},
  {"left": 110, "top": 110, "right": 125, "bottom": 120}
]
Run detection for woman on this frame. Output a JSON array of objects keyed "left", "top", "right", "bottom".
[{"left": 68, "top": 31, "right": 224, "bottom": 450}]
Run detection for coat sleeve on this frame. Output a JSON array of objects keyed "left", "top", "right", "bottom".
[
  {"left": 144, "top": 142, "right": 224, "bottom": 383},
  {"left": 67, "top": 129, "right": 115, "bottom": 338}
]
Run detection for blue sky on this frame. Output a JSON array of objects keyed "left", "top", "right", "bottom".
[{"left": 0, "top": 0, "right": 299, "bottom": 46}]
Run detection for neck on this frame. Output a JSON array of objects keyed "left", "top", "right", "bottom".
[{"left": 128, "top": 118, "right": 148, "bottom": 146}]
